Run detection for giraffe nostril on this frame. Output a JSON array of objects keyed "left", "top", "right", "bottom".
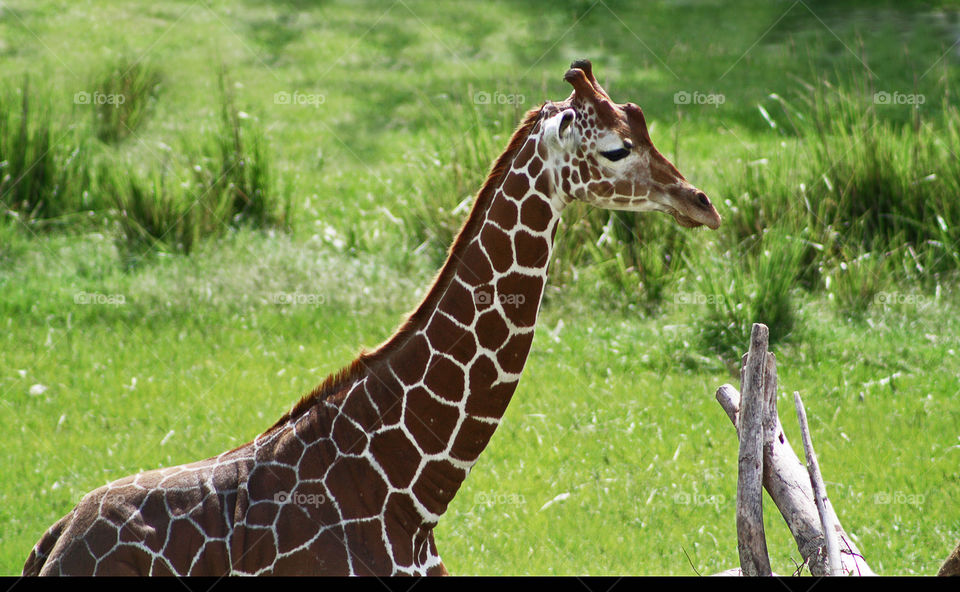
[{"left": 696, "top": 191, "right": 710, "bottom": 207}]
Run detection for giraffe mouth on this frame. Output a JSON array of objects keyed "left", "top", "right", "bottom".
[
  {"left": 660, "top": 193, "right": 722, "bottom": 230},
  {"left": 672, "top": 211, "right": 702, "bottom": 228}
]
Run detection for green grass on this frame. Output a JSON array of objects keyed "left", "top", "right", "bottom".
[
  {"left": 89, "top": 59, "right": 162, "bottom": 144},
  {"left": 2, "top": 0, "right": 960, "bottom": 576},
  {"left": 2, "top": 232, "right": 957, "bottom": 575}
]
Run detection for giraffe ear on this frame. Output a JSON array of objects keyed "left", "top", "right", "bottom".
[
  {"left": 543, "top": 108, "right": 576, "bottom": 149},
  {"left": 558, "top": 110, "right": 575, "bottom": 138}
]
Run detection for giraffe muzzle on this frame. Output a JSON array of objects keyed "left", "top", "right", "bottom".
[{"left": 661, "top": 185, "right": 722, "bottom": 230}]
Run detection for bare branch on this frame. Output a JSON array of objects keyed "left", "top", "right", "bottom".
[
  {"left": 794, "top": 391, "right": 841, "bottom": 575},
  {"left": 735, "top": 323, "right": 772, "bottom": 576}
]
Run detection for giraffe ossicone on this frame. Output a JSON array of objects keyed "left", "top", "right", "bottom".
[{"left": 24, "top": 60, "right": 720, "bottom": 576}]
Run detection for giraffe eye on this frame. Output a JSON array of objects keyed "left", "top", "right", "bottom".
[{"left": 599, "top": 147, "right": 631, "bottom": 161}]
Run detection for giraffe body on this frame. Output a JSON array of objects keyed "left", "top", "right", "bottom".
[{"left": 25, "top": 60, "right": 720, "bottom": 576}]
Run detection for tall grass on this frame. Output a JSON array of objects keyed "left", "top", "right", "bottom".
[
  {"left": 113, "top": 77, "right": 288, "bottom": 262},
  {"left": 175, "top": 69, "right": 286, "bottom": 232},
  {"left": 0, "top": 67, "right": 288, "bottom": 261},
  {"left": 401, "top": 97, "right": 517, "bottom": 266},
  {"left": 0, "top": 80, "right": 94, "bottom": 222},
  {"left": 692, "top": 226, "right": 808, "bottom": 357},
  {"left": 90, "top": 60, "right": 162, "bottom": 144},
  {"left": 111, "top": 165, "right": 197, "bottom": 261},
  {"left": 739, "top": 82, "right": 960, "bottom": 277},
  {"left": 688, "top": 77, "right": 960, "bottom": 357}
]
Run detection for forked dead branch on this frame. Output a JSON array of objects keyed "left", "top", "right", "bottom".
[{"left": 713, "top": 322, "right": 876, "bottom": 576}]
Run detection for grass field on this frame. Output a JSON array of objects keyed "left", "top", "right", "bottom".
[{"left": 2, "top": 0, "right": 959, "bottom": 576}]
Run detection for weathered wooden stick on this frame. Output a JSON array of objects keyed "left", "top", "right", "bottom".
[
  {"left": 735, "top": 323, "right": 772, "bottom": 576},
  {"left": 761, "top": 360, "right": 830, "bottom": 574},
  {"left": 715, "top": 384, "right": 876, "bottom": 576},
  {"left": 794, "top": 391, "right": 842, "bottom": 575}
]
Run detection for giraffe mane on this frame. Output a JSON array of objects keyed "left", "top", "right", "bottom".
[{"left": 268, "top": 104, "right": 547, "bottom": 431}]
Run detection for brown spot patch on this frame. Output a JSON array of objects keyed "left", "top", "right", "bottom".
[
  {"left": 86, "top": 518, "right": 119, "bottom": 559},
  {"left": 535, "top": 173, "right": 551, "bottom": 195},
  {"left": 588, "top": 181, "right": 614, "bottom": 197},
  {"left": 368, "top": 370, "right": 404, "bottom": 426},
  {"left": 527, "top": 156, "right": 543, "bottom": 177},
  {"left": 614, "top": 178, "right": 635, "bottom": 196},
  {"left": 274, "top": 500, "right": 315, "bottom": 554},
  {"left": 513, "top": 138, "right": 536, "bottom": 170},
  {"left": 411, "top": 460, "right": 466, "bottom": 516},
  {"left": 437, "top": 279, "right": 475, "bottom": 327},
  {"left": 450, "top": 415, "right": 499, "bottom": 462},
  {"left": 480, "top": 222, "right": 513, "bottom": 274},
  {"left": 247, "top": 463, "right": 297, "bottom": 503},
  {"left": 468, "top": 354, "right": 498, "bottom": 392},
  {"left": 496, "top": 330, "right": 535, "bottom": 375},
  {"left": 459, "top": 239, "right": 494, "bottom": 286},
  {"left": 473, "top": 283, "right": 495, "bottom": 313},
  {"left": 369, "top": 427, "right": 421, "bottom": 489},
  {"left": 474, "top": 311, "right": 509, "bottom": 350},
  {"left": 150, "top": 556, "right": 175, "bottom": 576},
  {"left": 383, "top": 493, "right": 419, "bottom": 565},
  {"left": 298, "top": 439, "right": 338, "bottom": 480},
  {"left": 514, "top": 230, "right": 550, "bottom": 268},
  {"left": 425, "top": 312, "right": 476, "bottom": 364},
  {"left": 423, "top": 355, "right": 466, "bottom": 403},
  {"left": 578, "top": 158, "right": 590, "bottom": 180},
  {"left": 165, "top": 517, "right": 208, "bottom": 573},
  {"left": 341, "top": 388, "right": 381, "bottom": 433},
  {"left": 325, "top": 457, "right": 386, "bottom": 520},
  {"left": 495, "top": 272, "right": 543, "bottom": 327},
  {"left": 331, "top": 412, "right": 367, "bottom": 455},
  {"left": 245, "top": 501, "right": 279, "bottom": 527},
  {"left": 464, "top": 378, "right": 517, "bottom": 419},
  {"left": 503, "top": 171, "right": 531, "bottom": 200},
  {"left": 520, "top": 197, "right": 553, "bottom": 232},
  {"left": 392, "top": 332, "right": 430, "bottom": 385},
  {"left": 404, "top": 386, "right": 460, "bottom": 455},
  {"left": 345, "top": 519, "right": 392, "bottom": 575},
  {"left": 487, "top": 195, "right": 518, "bottom": 228},
  {"left": 233, "top": 525, "right": 277, "bottom": 572},
  {"left": 271, "top": 528, "right": 349, "bottom": 574},
  {"left": 188, "top": 540, "right": 229, "bottom": 576}
]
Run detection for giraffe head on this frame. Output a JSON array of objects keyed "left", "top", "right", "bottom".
[{"left": 541, "top": 59, "right": 721, "bottom": 230}]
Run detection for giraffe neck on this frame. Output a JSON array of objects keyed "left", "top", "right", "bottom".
[
  {"left": 259, "top": 111, "right": 564, "bottom": 570},
  {"left": 360, "top": 125, "right": 562, "bottom": 523}
]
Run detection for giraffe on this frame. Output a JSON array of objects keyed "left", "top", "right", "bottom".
[{"left": 24, "top": 60, "right": 721, "bottom": 576}]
